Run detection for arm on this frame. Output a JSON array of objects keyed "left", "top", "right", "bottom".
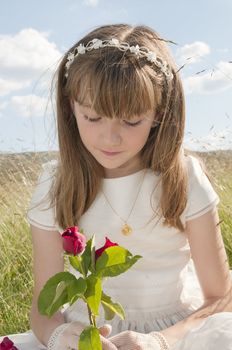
[
  {"left": 30, "top": 224, "right": 117, "bottom": 350},
  {"left": 159, "top": 207, "right": 232, "bottom": 346},
  {"left": 29, "top": 224, "right": 65, "bottom": 346}
]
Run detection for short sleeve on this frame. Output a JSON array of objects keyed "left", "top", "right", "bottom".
[
  {"left": 184, "top": 155, "right": 220, "bottom": 221},
  {"left": 26, "top": 160, "right": 58, "bottom": 231}
]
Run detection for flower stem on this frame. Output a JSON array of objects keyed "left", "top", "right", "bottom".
[
  {"left": 77, "top": 258, "right": 97, "bottom": 327},
  {"left": 87, "top": 305, "right": 96, "bottom": 327},
  {"left": 79, "top": 256, "right": 86, "bottom": 277},
  {"left": 92, "top": 314, "right": 96, "bottom": 327}
]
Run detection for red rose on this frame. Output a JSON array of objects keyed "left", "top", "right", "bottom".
[
  {"left": 0, "top": 337, "right": 18, "bottom": 350},
  {"left": 95, "top": 237, "right": 118, "bottom": 260},
  {"left": 62, "top": 226, "right": 86, "bottom": 255}
]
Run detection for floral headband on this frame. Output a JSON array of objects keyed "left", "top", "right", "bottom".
[{"left": 64, "top": 38, "right": 173, "bottom": 81}]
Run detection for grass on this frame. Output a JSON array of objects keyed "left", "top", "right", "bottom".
[
  {"left": 0, "top": 152, "right": 56, "bottom": 335},
  {"left": 196, "top": 151, "right": 232, "bottom": 266},
  {"left": 0, "top": 150, "right": 232, "bottom": 336}
]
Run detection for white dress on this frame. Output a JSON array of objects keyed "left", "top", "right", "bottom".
[{"left": 3, "top": 155, "right": 231, "bottom": 350}]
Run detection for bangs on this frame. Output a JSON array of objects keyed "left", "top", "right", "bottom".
[{"left": 67, "top": 51, "right": 162, "bottom": 119}]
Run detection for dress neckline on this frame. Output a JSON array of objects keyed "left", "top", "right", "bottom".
[{"left": 102, "top": 168, "right": 146, "bottom": 182}]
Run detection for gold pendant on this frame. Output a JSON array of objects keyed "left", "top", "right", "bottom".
[{"left": 121, "top": 223, "right": 132, "bottom": 236}]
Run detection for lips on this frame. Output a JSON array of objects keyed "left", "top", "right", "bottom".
[{"left": 101, "top": 150, "right": 122, "bottom": 156}]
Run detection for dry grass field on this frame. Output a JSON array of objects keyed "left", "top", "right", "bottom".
[{"left": 0, "top": 150, "right": 231, "bottom": 335}]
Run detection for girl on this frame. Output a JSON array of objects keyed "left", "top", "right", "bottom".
[{"left": 27, "top": 23, "right": 232, "bottom": 350}]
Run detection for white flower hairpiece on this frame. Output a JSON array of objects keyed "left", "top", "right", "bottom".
[{"left": 64, "top": 38, "right": 173, "bottom": 81}]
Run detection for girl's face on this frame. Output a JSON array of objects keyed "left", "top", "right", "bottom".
[{"left": 72, "top": 101, "right": 155, "bottom": 178}]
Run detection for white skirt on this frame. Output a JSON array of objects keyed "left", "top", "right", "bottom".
[
  {"left": 1, "top": 266, "right": 232, "bottom": 350},
  {"left": 2, "top": 312, "right": 232, "bottom": 350}
]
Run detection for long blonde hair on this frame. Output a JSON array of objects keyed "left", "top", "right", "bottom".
[{"left": 51, "top": 23, "right": 187, "bottom": 231}]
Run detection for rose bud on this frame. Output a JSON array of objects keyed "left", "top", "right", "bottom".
[
  {"left": 0, "top": 336, "right": 18, "bottom": 350},
  {"left": 62, "top": 226, "right": 86, "bottom": 255},
  {"left": 95, "top": 237, "right": 118, "bottom": 260}
]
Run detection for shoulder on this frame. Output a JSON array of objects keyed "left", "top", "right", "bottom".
[
  {"left": 27, "top": 159, "right": 59, "bottom": 231},
  {"left": 184, "top": 154, "right": 204, "bottom": 175},
  {"left": 183, "top": 154, "right": 219, "bottom": 221},
  {"left": 36, "top": 158, "right": 59, "bottom": 196},
  {"left": 29, "top": 158, "right": 59, "bottom": 206},
  {"left": 41, "top": 159, "right": 58, "bottom": 177},
  {"left": 184, "top": 153, "right": 212, "bottom": 191}
]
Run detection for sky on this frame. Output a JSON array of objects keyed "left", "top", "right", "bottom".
[{"left": 0, "top": 0, "right": 232, "bottom": 154}]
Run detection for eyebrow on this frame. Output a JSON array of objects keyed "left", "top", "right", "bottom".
[{"left": 76, "top": 100, "right": 92, "bottom": 108}]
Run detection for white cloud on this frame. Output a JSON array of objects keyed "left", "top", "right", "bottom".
[
  {"left": 0, "top": 29, "right": 61, "bottom": 77},
  {"left": 83, "top": 0, "right": 99, "bottom": 7},
  {"left": 183, "top": 61, "right": 232, "bottom": 94},
  {"left": 0, "top": 101, "right": 7, "bottom": 110},
  {"left": 0, "top": 28, "right": 62, "bottom": 102},
  {"left": 0, "top": 78, "right": 30, "bottom": 96},
  {"left": 0, "top": 101, "right": 8, "bottom": 118},
  {"left": 176, "top": 41, "right": 210, "bottom": 65},
  {"left": 10, "top": 94, "right": 52, "bottom": 118},
  {"left": 0, "top": 28, "right": 60, "bottom": 70}
]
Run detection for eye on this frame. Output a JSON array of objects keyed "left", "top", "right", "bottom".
[
  {"left": 83, "top": 115, "right": 101, "bottom": 122},
  {"left": 123, "top": 120, "right": 142, "bottom": 127}
]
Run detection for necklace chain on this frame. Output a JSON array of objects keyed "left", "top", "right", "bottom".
[{"left": 101, "top": 169, "right": 147, "bottom": 235}]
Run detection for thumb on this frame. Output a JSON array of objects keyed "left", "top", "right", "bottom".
[{"left": 99, "top": 324, "right": 112, "bottom": 337}]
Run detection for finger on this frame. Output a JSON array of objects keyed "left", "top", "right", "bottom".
[
  {"left": 118, "top": 342, "right": 156, "bottom": 350},
  {"left": 99, "top": 324, "right": 112, "bottom": 337},
  {"left": 101, "top": 335, "right": 118, "bottom": 350},
  {"left": 109, "top": 331, "right": 131, "bottom": 347}
]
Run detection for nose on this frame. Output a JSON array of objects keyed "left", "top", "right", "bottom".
[{"left": 101, "top": 119, "right": 122, "bottom": 146}]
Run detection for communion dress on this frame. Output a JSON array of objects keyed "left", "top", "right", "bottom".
[{"left": 2, "top": 155, "right": 232, "bottom": 350}]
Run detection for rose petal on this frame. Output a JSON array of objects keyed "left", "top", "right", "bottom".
[
  {"left": 62, "top": 227, "right": 86, "bottom": 255},
  {"left": 0, "top": 336, "right": 18, "bottom": 350},
  {"left": 95, "top": 237, "right": 118, "bottom": 259}
]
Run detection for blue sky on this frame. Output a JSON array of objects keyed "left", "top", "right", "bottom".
[{"left": 0, "top": 0, "right": 232, "bottom": 153}]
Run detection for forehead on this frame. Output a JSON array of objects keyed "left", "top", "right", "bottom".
[
  {"left": 74, "top": 100, "right": 97, "bottom": 114},
  {"left": 74, "top": 99, "right": 155, "bottom": 118},
  {"left": 73, "top": 89, "right": 157, "bottom": 120},
  {"left": 67, "top": 58, "right": 161, "bottom": 120}
]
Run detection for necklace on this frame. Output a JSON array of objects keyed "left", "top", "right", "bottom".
[{"left": 101, "top": 169, "right": 147, "bottom": 236}]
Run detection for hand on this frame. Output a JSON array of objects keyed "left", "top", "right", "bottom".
[
  {"left": 48, "top": 321, "right": 117, "bottom": 350},
  {"left": 99, "top": 324, "right": 118, "bottom": 350},
  {"left": 109, "top": 330, "right": 162, "bottom": 350}
]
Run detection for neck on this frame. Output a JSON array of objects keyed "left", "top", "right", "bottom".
[{"left": 103, "top": 156, "right": 144, "bottom": 179}]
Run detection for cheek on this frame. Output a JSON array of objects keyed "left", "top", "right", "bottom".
[
  {"left": 77, "top": 121, "right": 98, "bottom": 145},
  {"left": 128, "top": 127, "right": 151, "bottom": 149}
]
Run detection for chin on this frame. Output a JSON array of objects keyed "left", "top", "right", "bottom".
[
  {"left": 99, "top": 162, "right": 124, "bottom": 170},
  {"left": 93, "top": 156, "right": 125, "bottom": 169}
]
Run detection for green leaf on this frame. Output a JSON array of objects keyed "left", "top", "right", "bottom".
[
  {"left": 81, "top": 235, "right": 96, "bottom": 274},
  {"left": 68, "top": 277, "right": 87, "bottom": 305},
  {"left": 69, "top": 255, "right": 84, "bottom": 274},
  {"left": 95, "top": 246, "right": 142, "bottom": 277},
  {"left": 38, "top": 272, "right": 77, "bottom": 317},
  {"left": 79, "top": 326, "right": 102, "bottom": 350},
  {"left": 101, "top": 292, "right": 125, "bottom": 320},
  {"left": 102, "top": 304, "right": 115, "bottom": 321},
  {"left": 84, "top": 275, "right": 102, "bottom": 316}
]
